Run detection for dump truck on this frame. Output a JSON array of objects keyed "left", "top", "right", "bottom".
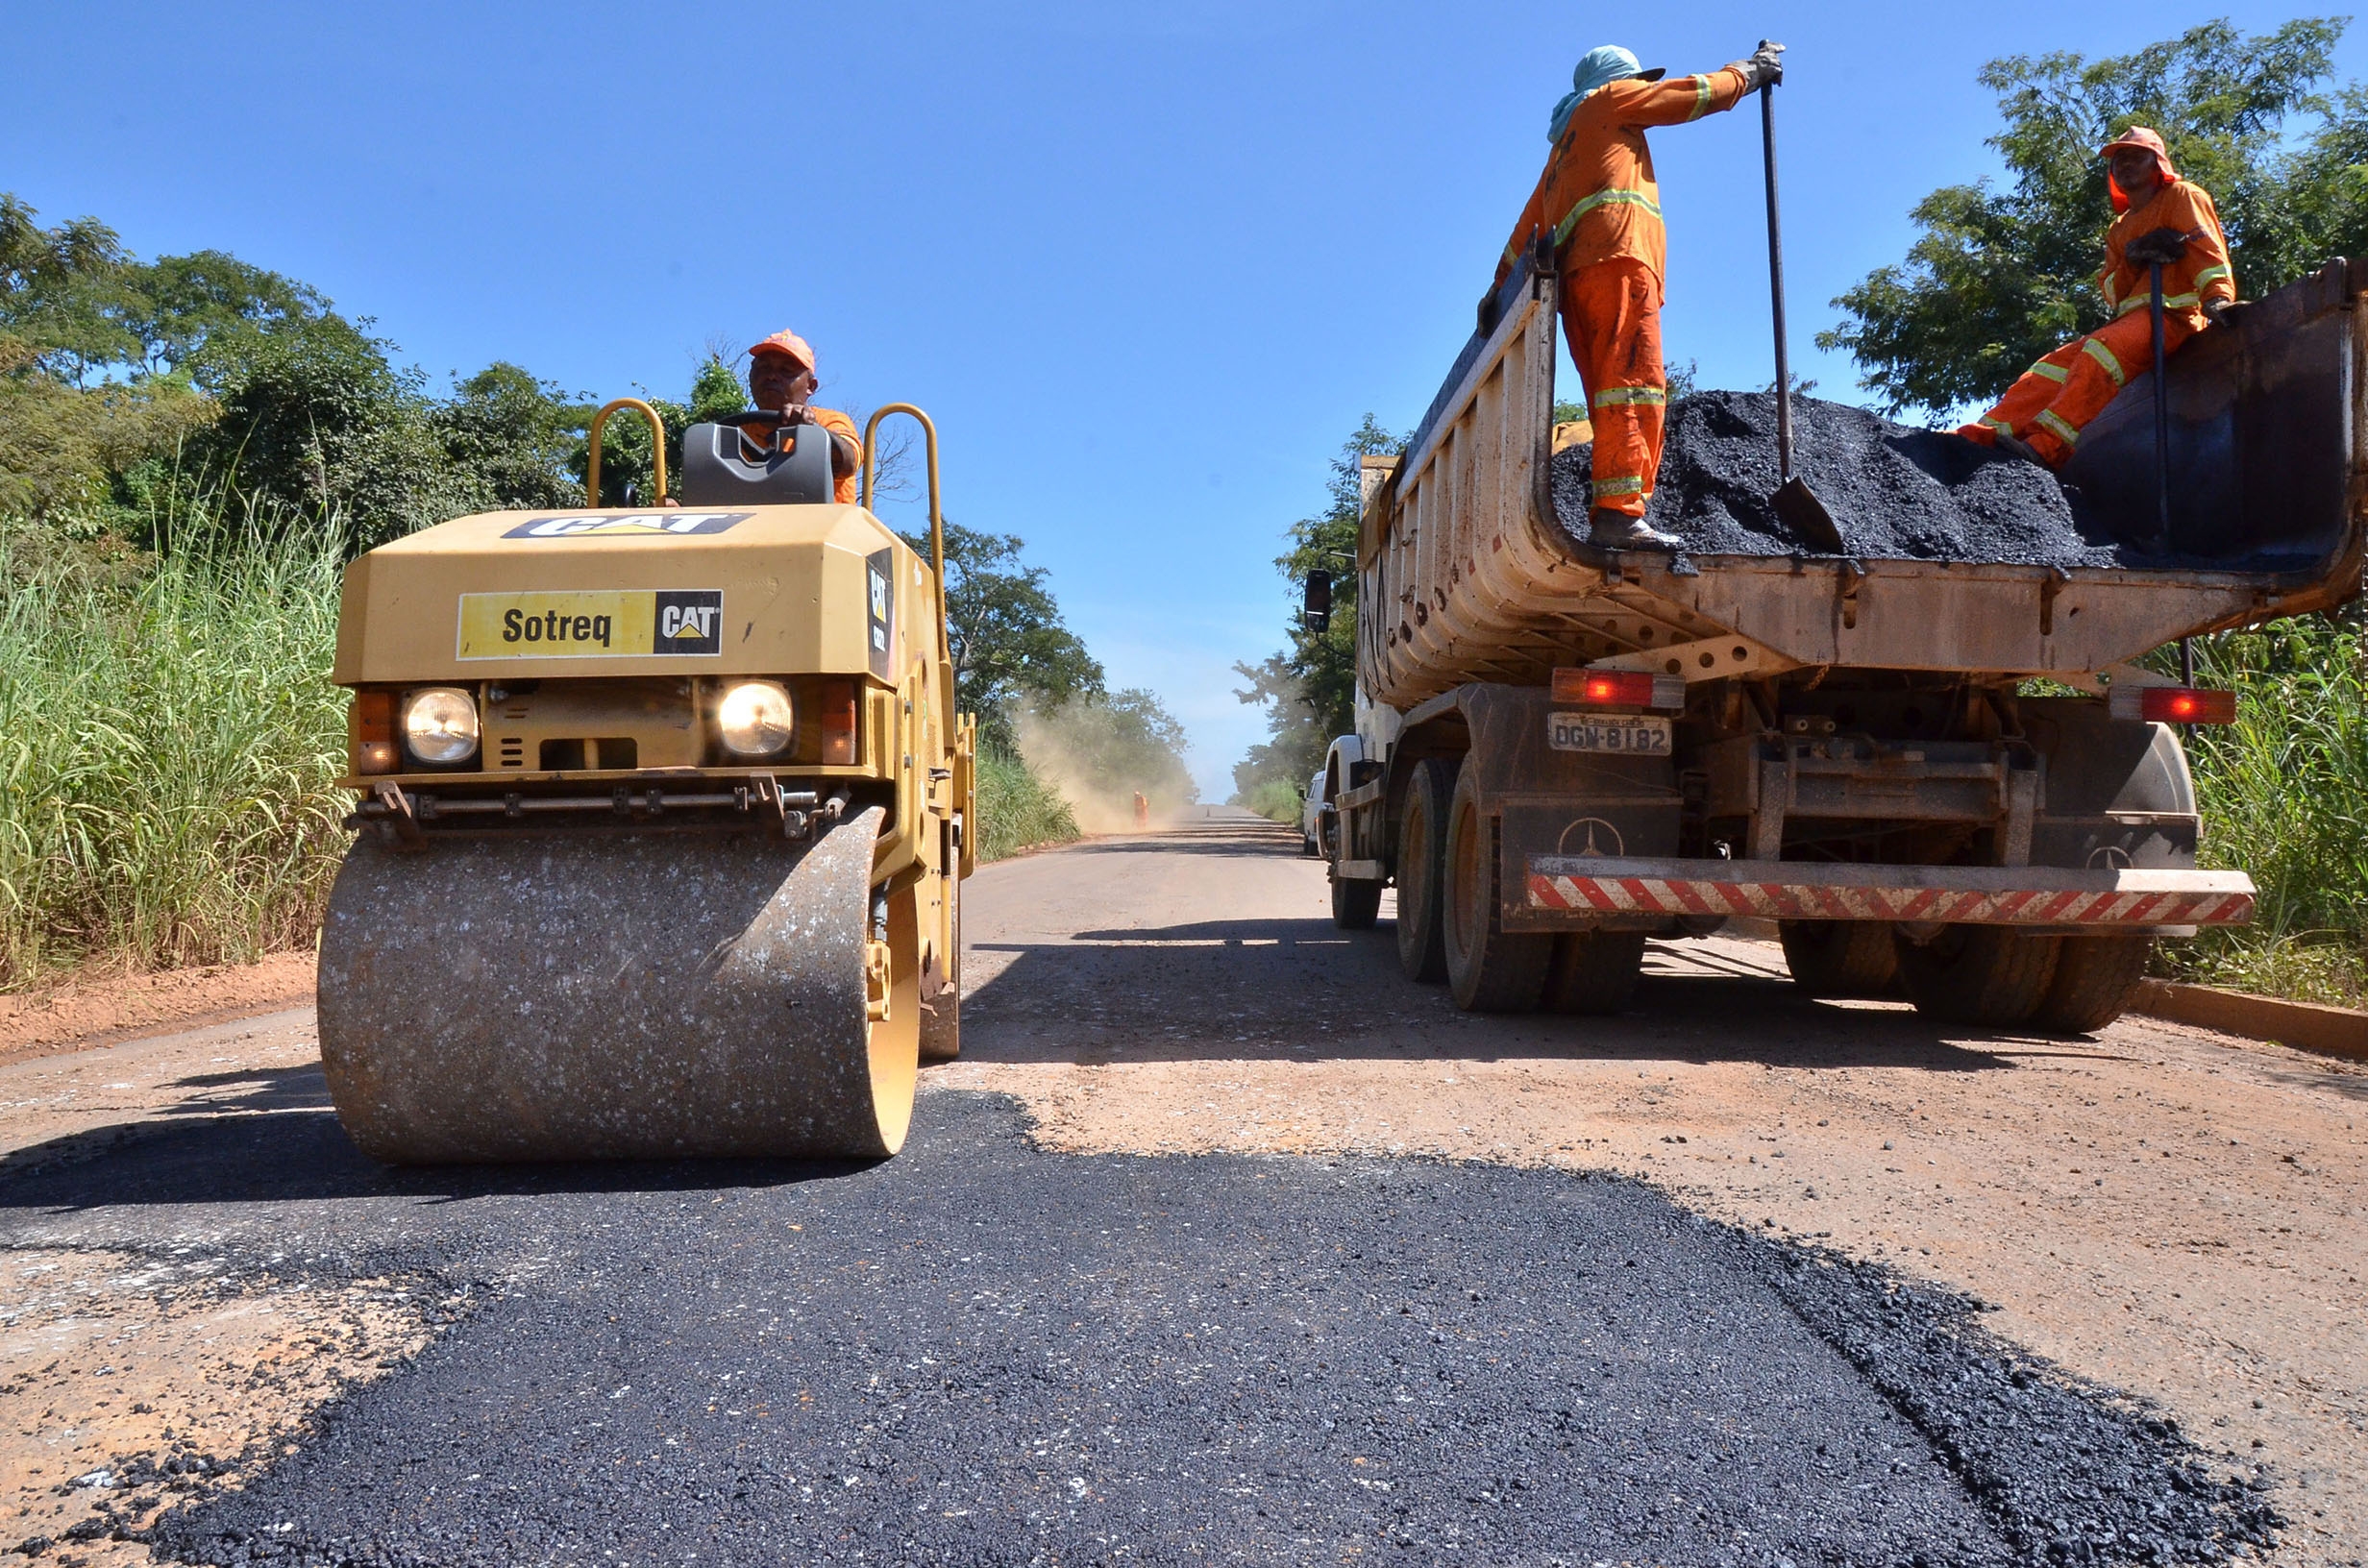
[
  {"left": 1316, "top": 255, "right": 2368, "bottom": 1029},
  {"left": 317, "top": 400, "right": 974, "bottom": 1163}
]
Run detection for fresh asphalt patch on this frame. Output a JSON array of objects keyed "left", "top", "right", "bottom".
[{"left": 0, "top": 1090, "right": 2274, "bottom": 1566}]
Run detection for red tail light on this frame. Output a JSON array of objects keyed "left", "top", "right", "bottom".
[
  {"left": 1551, "top": 668, "right": 1683, "bottom": 711},
  {"left": 2111, "top": 684, "right": 2236, "bottom": 724}
]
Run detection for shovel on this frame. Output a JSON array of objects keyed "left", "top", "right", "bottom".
[{"left": 1757, "top": 62, "right": 1845, "bottom": 553}]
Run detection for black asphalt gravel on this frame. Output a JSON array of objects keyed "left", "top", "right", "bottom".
[
  {"left": 0, "top": 1088, "right": 2275, "bottom": 1567},
  {"left": 1552, "top": 391, "right": 2133, "bottom": 567}
]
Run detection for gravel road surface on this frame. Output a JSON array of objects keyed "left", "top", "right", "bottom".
[{"left": 2, "top": 811, "right": 2358, "bottom": 1566}]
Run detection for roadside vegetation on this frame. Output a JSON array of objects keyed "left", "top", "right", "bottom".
[
  {"left": 2162, "top": 618, "right": 2368, "bottom": 1006},
  {"left": 0, "top": 508, "right": 349, "bottom": 988},
  {"left": 0, "top": 194, "right": 1167, "bottom": 990},
  {"left": 1240, "top": 777, "right": 1303, "bottom": 826},
  {"left": 1236, "top": 20, "right": 2368, "bottom": 1006},
  {"left": 973, "top": 751, "right": 1080, "bottom": 862}
]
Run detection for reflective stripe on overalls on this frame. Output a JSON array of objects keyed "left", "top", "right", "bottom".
[{"left": 1551, "top": 186, "right": 1665, "bottom": 248}]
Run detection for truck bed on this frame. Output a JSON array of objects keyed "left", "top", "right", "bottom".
[{"left": 1359, "top": 257, "right": 2368, "bottom": 709}]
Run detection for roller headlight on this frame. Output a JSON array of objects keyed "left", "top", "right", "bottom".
[
  {"left": 400, "top": 687, "right": 480, "bottom": 765},
  {"left": 717, "top": 680, "right": 795, "bottom": 757}
]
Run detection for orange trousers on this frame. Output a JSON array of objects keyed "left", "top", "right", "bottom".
[
  {"left": 1560, "top": 258, "right": 1665, "bottom": 518},
  {"left": 1959, "top": 309, "right": 2194, "bottom": 467}
]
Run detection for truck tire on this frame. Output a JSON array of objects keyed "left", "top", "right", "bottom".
[
  {"left": 1442, "top": 767, "right": 1552, "bottom": 1012},
  {"left": 1542, "top": 930, "right": 1647, "bottom": 1015},
  {"left": 1892, "top": 924, "right": 2061, "bottom": 1027},
  {"left": 2030, "top": 933, "right": 2154, "bottom": 1035},
  {"left": 1395, "top": 758, "right": 1456, "bottom": 983},
  {"left": 1331, "top": 873, "right": 1382, "bottom": 930},
  {"left": 1778, "top": 920, "right": 1901, "bottom": 999}
]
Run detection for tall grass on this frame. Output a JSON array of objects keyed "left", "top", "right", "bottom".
[
  {"left": 2164, "top": 618, "right": 2368, "bottom": 1005},
  {"left": 1237, "top": 776, "right": 1303, "bottom": 825},
  {"left": 0, "top": 515, "right": 350, "bottom": 990},
  {"left": 974, "top": 748, "right": 1078, "bottom": 862}
]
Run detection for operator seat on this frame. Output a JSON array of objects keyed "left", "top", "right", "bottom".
[{"left": 677, "top": 412, "right": 838, "bottom": 505}]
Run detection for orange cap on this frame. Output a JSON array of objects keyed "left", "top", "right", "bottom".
[
  {"left": 2098, "top": 126, "right": 2176, "bottom": 212},
  {"left": 747, "top": 330, "right": 816, "bottom": 372}
]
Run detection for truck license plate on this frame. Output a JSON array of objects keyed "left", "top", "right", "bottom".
[{"left": 1548, "top": 713, "right": 1672, "bottom": 754}]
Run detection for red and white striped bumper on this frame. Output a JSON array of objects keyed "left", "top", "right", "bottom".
[{"left": 1525, "top": 855, "right": 2255, "bottom": 927}]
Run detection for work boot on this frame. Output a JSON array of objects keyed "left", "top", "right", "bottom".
[
  {"left": 1589, "top": 507, "right": 1683, "bottom": 551},
  {"left": 1989, "top": 430, "right": 2048, "bottom": 467}
]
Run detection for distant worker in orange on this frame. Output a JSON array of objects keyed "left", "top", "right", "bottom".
[
  {"left": 1498, "top": 39, "right": 1786, "bottom": 551},
  {"left": 748, "top": 331, "right": 864, "bottom": 503},
  {"left": 1959, "top": 128, "right": 2236, "bottom": 468}
]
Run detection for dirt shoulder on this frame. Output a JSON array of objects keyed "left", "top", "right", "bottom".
[
  {"left": 943, "top": 812, "right": 2368, "bottom": 1566},
  {"left": 0, "top": 1007, "right": 455, "bottom": 1563},
  {"left": 0, "top": 955, "right": 315, "bottom": 1068}
]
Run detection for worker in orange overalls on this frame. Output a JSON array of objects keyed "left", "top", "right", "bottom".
[
  {"left": 1498, "top": 40, "right": 1786, "bottom": 551},
  {"left": 748, "top": 330, "right": 865, "bottom": 503},
  {"left": 1959, "top": 128, "right": 2237, "bottom": 468}
]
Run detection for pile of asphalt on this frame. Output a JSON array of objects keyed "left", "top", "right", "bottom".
[
  {"left": 1752, "top": 1237, "right": 2281, "bottom": 1564},
  {"left": 16, "top": 1091, "right": 2261, "bottom": 1568},
  {"left": 1551, "top": 390, "right": 2132, "bottom": 566}
]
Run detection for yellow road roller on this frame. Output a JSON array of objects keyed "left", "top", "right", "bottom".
[{"left": 318, "top": 400, "right": 974, "bottom": 1163}]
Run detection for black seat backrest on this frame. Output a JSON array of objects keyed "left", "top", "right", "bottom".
[{"left": 678, "top": 419, "right": 838, "bottom": 505}]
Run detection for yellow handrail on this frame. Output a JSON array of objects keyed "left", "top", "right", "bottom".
[
  {"left": 585, "top": 398, "right": 668, "bottom": 507},
  {"left": 861, "top": 404, "right": 948, "bottom": 665}
]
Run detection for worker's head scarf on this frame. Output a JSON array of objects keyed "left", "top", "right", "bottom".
[
  {"left": 1548, "top": 45, "right": 1666, "bottom": 141},
  {"left": 2098, "top": 126, "right": 2177, "bottom": 212}
]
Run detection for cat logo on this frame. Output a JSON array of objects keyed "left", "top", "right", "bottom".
[
  {"left": 503, "top": 512, "right": 751, "bottom": 539},
  {"left": 653, "top": 590, "right": 724, "bottom": 655}
]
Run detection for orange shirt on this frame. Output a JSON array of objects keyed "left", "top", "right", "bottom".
[
  {"left": 805, "top": 404, "right": 864, "bottom": 504},
  {"left": 2096, "top": 179, "right": 2235, "bottom": 333},
  {"left": 1496, "top": 65, "right": 1752, "bottom": 289}
]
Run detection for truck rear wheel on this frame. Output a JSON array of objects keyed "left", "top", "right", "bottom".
[
  {"left": 1542, "top": 930, "right": 1647, "bottom": 1015},
  {"left": 1395, "top": 758, "right": 1457, "bottom": 983},
  {"left": 1331, "top": 873, "right": 1383, "bottom": 930},
  {"left": 2030, "top": 933, "right": 2154, "bottom": 1035},
  {"left": 1443, "top": 767, "right": 1552, "bottom": 1013},
  {"left": 1778, "top": 920, "right": 1902, "bottom": 999},
  {"left": 1892, "top": 924, "right": 2060, "bottom": 1027}
]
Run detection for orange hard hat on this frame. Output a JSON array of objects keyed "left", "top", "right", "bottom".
[
  {"left": 2098, "top": 126, "right": 2176, "bottom": 211},
  {"left": 747, "top": 330, "right": 816, "bottom": 372}
]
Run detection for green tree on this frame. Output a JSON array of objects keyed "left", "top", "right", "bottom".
[
  {"left": 1822, "top": 19, "right": 2368, "bottom": 418},
  {"left": 432, "top": 362, "right": 585, "bottom": 513},
  {"left": 1231, "top": 414, "right": 1396, "bottom": 800},
  {"left": 0, "top": 200, "right": 215, "bottom": 522},
  {"left": 188, "top": 313, "right": 466, "bottom": 549},
  {"left": 0, "top": 195, "right": 137, "bottom": 381},
  {"left": 901, "top": 520, "right": 1102, "bottom": 752}
]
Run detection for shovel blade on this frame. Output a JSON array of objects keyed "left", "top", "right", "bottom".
[{"left": 1772, "top": 475, "right": 1844, "bottom": 553}]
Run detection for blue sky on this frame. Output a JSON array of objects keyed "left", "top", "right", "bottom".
[{"left": 4, "top": 2, "right": 2357, "bottom": 795}]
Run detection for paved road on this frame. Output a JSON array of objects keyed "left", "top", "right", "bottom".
[{"left": 0, "top": 813, "right": 2302, "bottom": 1565}]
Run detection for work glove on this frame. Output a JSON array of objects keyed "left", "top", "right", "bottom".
[
  {"left": 2124, "top": 226, "right": 2193, "bottom": 267},
  {"left": 1729, "top": 39, "right": 1785, "bottom": 90},
  {"left": 2203, "top": 296, "right": 2246, "bottom": 328}
]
